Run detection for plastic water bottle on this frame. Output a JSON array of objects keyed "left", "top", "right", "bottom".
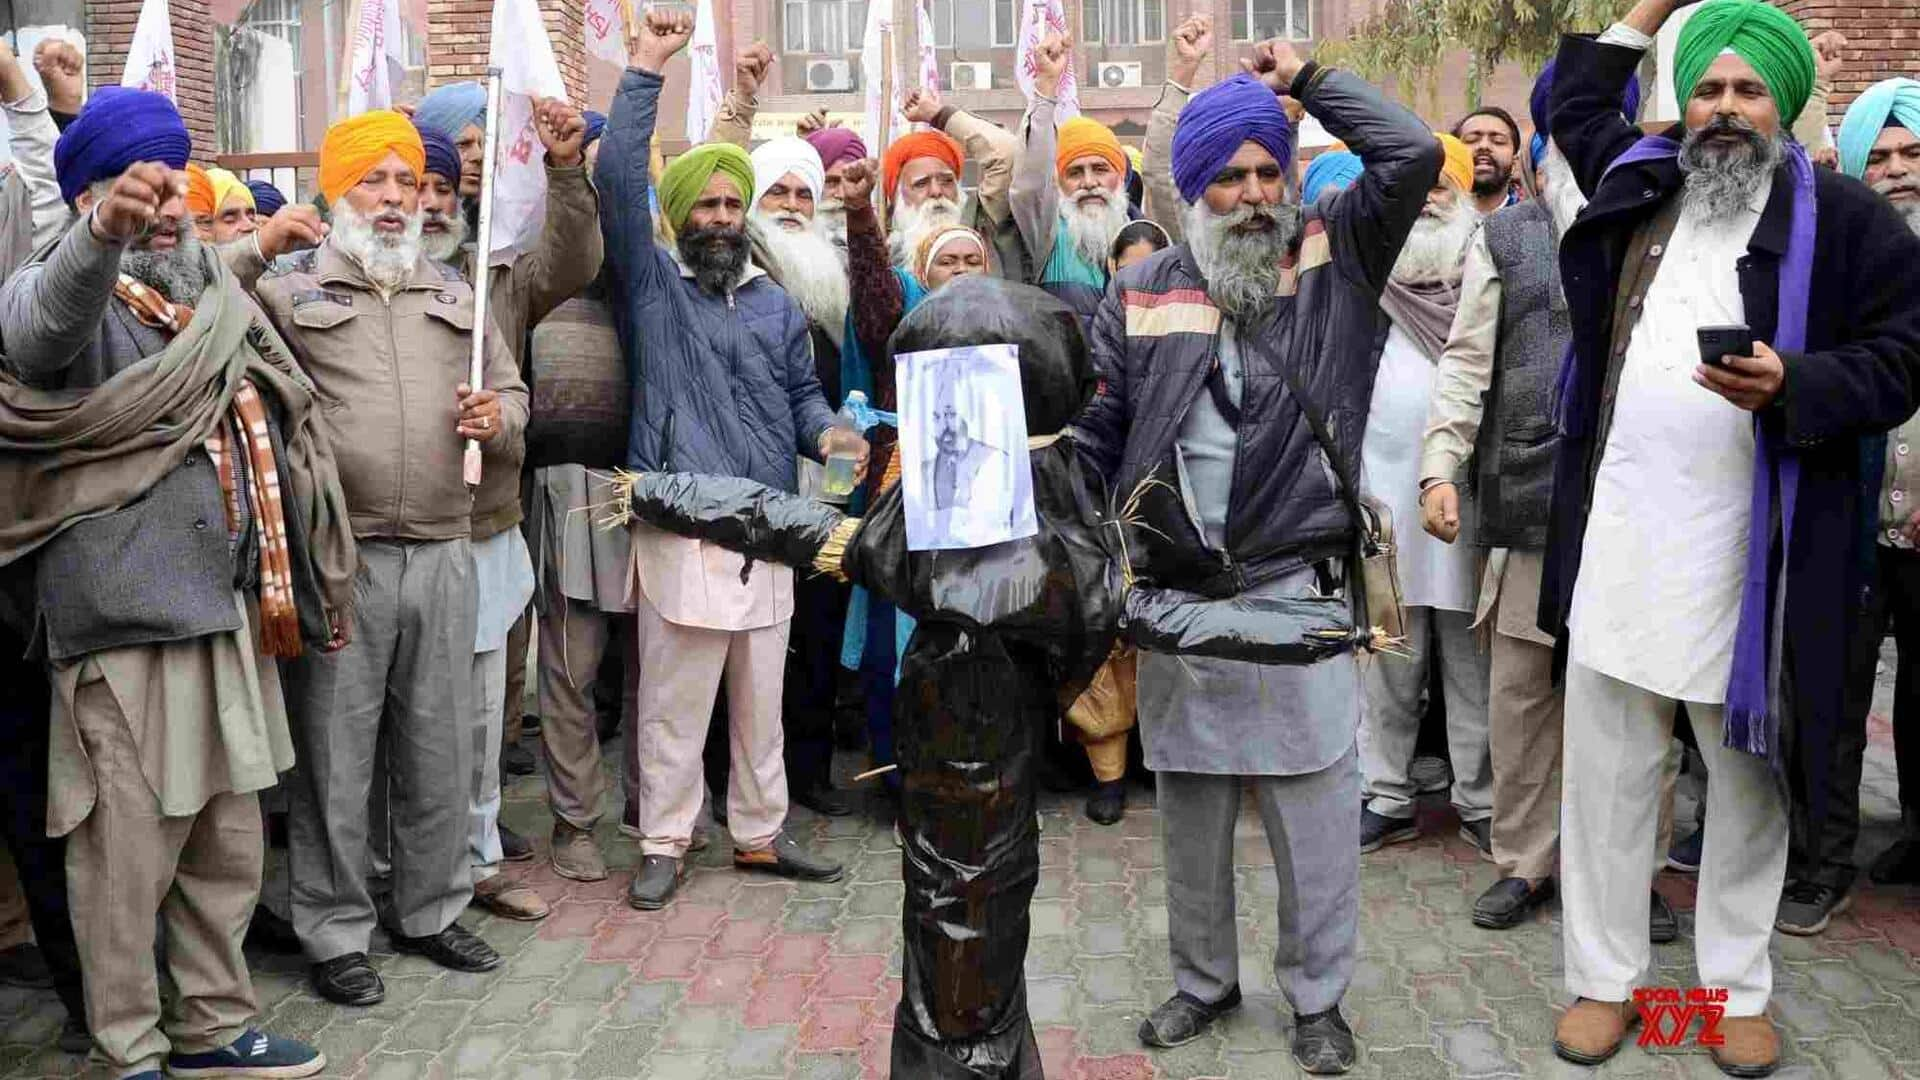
[{"left": 820, "top": 391, "right": 866, "bottom": 503}]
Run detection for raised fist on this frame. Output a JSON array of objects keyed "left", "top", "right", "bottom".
[
  {"left": 631, "top": 7, "right": 695, "bottom": 73},
  {"left": 902, "top": 87, "right": 943, "bottom": 125},
  {"left": 1170, "top": 13, "right": 1213, "bottom": 86},
  {"left": 735, "top": 41, "right": 773, "bottom": 98}
]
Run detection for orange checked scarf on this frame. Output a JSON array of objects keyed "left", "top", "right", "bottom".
[{"left": 113, "top": 275, "right": 304, "bottom": 657}]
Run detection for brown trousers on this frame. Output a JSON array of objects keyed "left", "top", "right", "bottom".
[
  {"left": 66, "top": 676, "right": 260, "bottom": 1073},
  {"left": 538, "top": 595, "right": 635, "bottom": 830},
  {"left": 1487, "top": 631, "right": 1563, "bottom": 882},
  {"left": 0, "top": 849, "right": 29, "bottom": 950}
]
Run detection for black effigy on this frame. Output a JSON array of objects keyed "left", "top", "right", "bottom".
[{"left": 616, "top": 277, "right": 1360, "bottom": 1078}]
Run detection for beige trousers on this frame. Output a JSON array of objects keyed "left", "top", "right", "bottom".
[
  {"left": 1487, "top": 630, "right": 1563, "bottom": 882},
  {"left": 538, "top": 595, "right": 634, "bottom": 830},
  {"left": 631, "top": 587, "right": 791, "bottom": 858},
  {"left": 66, "top": 675, "right": 260, "bottom": 1075}
]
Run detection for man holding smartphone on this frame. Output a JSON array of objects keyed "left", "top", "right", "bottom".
[{"left": 1542, "top": 1, "right": 1920, "bottom": 1073}]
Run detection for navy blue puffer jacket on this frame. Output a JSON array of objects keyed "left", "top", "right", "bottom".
[{"left": 597, "top": 68, "right": 836, "bottom": 491}]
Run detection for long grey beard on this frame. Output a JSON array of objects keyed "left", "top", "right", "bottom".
[
  {"left": 1678, "top": 121, "right": 1783, "bottom": 226},
  {"left": 750, "top": 210, "right": 849, "bottom": 333},
  {"left": 332, "top": 200, "right": 424, "bottom": 292},
  {"left": 1060, "top": 188, "right": 1132, "bottom": 269},
  {"left": 888, "top": 195, "right": 962, "bottom": 268},
  {"left": 1390, "top": 203, "right": 1478, "bottom": 287},
  {"left": 420, "top": 209, "right": 469, "bottom": 263},
  {"left": 1183, "top": 200, "right": 1301, "bottom": 319},
  {"left": 814, "top": 199, "right": 850, "bottom": 255},
  {"left": 121, "top": 216, "right": 209, "bottom": 304}
]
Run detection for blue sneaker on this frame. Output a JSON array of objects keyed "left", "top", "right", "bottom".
[
  {"left": 1667, "top": 827, "right": 1703, "bottom": 874},
  {"left": 165, "top": 1029, "right": 325, "bottom": 1077}
]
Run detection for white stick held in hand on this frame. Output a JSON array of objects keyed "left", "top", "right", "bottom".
[{"left": 465, "top": 68, "right": 507, "bottom": 488}]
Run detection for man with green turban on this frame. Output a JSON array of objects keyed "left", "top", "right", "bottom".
[
  {"left": 595, "top": 7, "right": 867, "bottom": 911},
  {"left": 1542, "top": 0, "right": 1920, "bottom": 1074}
]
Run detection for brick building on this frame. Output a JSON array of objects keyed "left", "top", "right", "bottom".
[{"left": 54, "top": 0, "right": 1920, "bottom": 195}]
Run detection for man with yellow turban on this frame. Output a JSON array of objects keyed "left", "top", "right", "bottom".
[
  {"left": 598, "top": 8, "right": 865, "bottom": 910},
  {"left": 184, "top": 164, "right": 255, "bottom": 243},
  {"left": 1542, "top": 1, "right": 1920, "bottom": 1072},
  {"left": 1010, "top": 29, "right": 1136, "bottom": 338},
  {"left": 1352, "top": 129, "right": 1493, "bottom": 878},
  {"left": 180, "top": 163, "right": 329, "bottom": 286},
  {"left": 253, "top": 107, "right": 528, "bottom": 1007}
]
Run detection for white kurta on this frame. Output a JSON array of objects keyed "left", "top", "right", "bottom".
[
  {"left": 1567, "top": 179, "right": 1770, "bottom": 704},
  {"left": 1362, "top": 323, "right": 1480, "bottom": 612}
]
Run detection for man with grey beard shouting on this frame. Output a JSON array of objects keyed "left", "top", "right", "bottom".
[
  {"left": 253, "top": 111, "right": 527, "bottom": 1008},
  {"left": 0, "top": 86, "right": 350, "bottom": 1079},
  {"left": 1075, "top": 39, "right": 1438, "bottom": 1075},
  {"left": 1543, "top": 1, "right": 1920, "bottom": 1072}
]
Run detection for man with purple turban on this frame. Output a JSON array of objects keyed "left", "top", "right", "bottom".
[{"left": 1074, "top": 38, "right": 1439, "bottom": 1074}]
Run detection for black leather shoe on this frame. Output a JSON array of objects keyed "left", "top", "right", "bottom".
[
  {"left": 520, "top": 713, "right": 542, "bottom": 737},
  {"left": 735, "top": 833, "right": 844, "bottom": 882},
  {"left": 1292, "top": 1005, "right": 1357, "bottom": 1075},
  {"left": 1472, "top": 877, "right": 1556, "bottom": 930},
  {"left": 57, "top": 1015, "right": 90, "bottom": 1055},
  {"left": 1085, "top": 780, "right": 1127, "bottom": 825},
  {"left": 629, "top": 855, "right": 683, "bottom": 910},
  {"left": 1870, "top": 837, "right": 1920, "bottom": 885},
  {"left": 1139, "top": 986, "right": 1242, "bottom": 1048},
  {"left": 244, "top": 904, "right": 304, "bottom": 955},
  {"left": 311, "top": 953, "right": 385, "bottom": 1006},
  {"left": 1650, "top": 889, "right": 1679, "bottom": 945},
  {"left": 794, "top": 783, "right": 854, "bottom": 817},
  {"left": 499, "top": 823, "right": 535, "bottom": 862},
  {"left": 500, "top": 742, "right": 536, "bottom": 777},
  {"left": 391, "top": 923, "right": 501, "bottom": 973}
]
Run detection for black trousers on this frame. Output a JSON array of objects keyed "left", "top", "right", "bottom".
[
  {"left": 0, "top": 632, "right": 84, "bottom": 1022},
  {"left": 1792, "top": 545, "right": 1920, "bottom": 887}
]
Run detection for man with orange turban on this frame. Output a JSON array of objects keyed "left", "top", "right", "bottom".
[
  {"left": 179, "top": 162, "right": 329, "bottom": 287},
  {"left": 254, "top": 107, "right": 528, "bottom": 1007},
  {"left": 1011, "top": 30, "right": 1134, "bottom": 339},
  {"left": 184, "top": 164, "right": 256, "bottom": 243},
  {"left": 890, "top": 82, "right": 1018, "bottom": 272}
]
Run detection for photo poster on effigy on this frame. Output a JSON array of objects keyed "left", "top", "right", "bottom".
[{"left": 896, "top": 343, "right": 1038, "bottom": 552}]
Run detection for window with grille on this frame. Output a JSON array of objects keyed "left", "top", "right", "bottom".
[
  {"left": 1231, "top": 0, "right": 1312, "bottom": 41},
  {"left": 783, "top": 0, "right": 870, "bottom": 55},
  {"left": 929, "top": 0, "right": 1017, "bottom": 48},
  {"left": 1081, "top": 0, "right": 1165, "bottom": 45}
]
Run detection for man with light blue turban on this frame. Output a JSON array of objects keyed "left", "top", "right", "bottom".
[
  {"left": 1803, "top": 75, "right": 1920, "bottom": 926},
  {"left": 1543, "top": 1, "right": 1920, "bottom": 1072},
  {"left": 412, "top": 79, "right": 605, "bottom": 915},
  {"left": 1074, "top": 36, "right": 1439, "bottom": 1075}
]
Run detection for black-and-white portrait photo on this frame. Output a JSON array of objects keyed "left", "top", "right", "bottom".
[{"left": 897, "top": 344, "right": 1037, "bottom": 551}]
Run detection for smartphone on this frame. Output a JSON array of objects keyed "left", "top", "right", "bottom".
[{"left": 1696, "top": 324, "right": 1751, "bottom": 369}]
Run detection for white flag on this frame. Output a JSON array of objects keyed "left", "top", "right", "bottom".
[
  {"left": 583, "top": 0, "right": 630, "bottom": 66},
  {"left": 685, "top": 0, "right": 722, "bottom": 145},
  {"left": 859, "top": 1, "right": 909, "bottom": 150},
  {"left": 1015, "top": 0, "right": 1078, "bottom": 119},
  {"left": 120, "top": 0, "right": 177, "bottom": 102},
  {"left": 916, "top": 0, "right": 940, "bottom": 96},
  {"left": 486, "top": 0, "right": 569, "bottom": 259},
  {"left": 343, "top": 0, "right": 406, "bottom": 115}
]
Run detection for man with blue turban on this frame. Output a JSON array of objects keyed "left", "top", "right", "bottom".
[
  {"left": 1543, "top": 1, "right": 1920, "bottom": 1072},
  {"left": 1074, "top": 36, "right": 1439, "bottom": 1074},
  {"left": 0, "top": 86, "right": 349, "bottom": 1078},
  {"left": 416, "top": 79, "right": 604, "bottom": 880},
  {"left": 1790, "top": 75, "right": 1920, "bottom": 931}
]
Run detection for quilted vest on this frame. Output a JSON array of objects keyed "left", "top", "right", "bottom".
[{"left": 1475, "top": 199, "right": 1570, "bottom": 549}]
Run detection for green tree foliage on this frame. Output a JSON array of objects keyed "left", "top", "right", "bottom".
[{"left": 1331, "top": 0, "right": 1633, "bottom": 112}]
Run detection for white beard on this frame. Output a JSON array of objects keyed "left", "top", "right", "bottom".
[
  {"left": 1059, "top": 186, "right": 1132, "bottom": 270},
  {"left": 420, "top": 208, "right": 469, "bottom": 263},
  {"left": 332, "top": 199, "right": 424, "bottom": 292},
  {"left": 888, "top": 195, "right": 963, "bottom": 268},
  {"left": 814, "top": 199, "right": 850, "bottom": 253},
  {"left": 750, "top": 209, "right": 850, "bottom": 334},
  {"left": 1182, "top": 199, "right": 1301, "bottom": 320},
  {"left": 1539, "top": 140, "right": 1588, "bottom": 237},
  {"left": 1391, "top": 201, "right": 1477, "bottom": 287}
]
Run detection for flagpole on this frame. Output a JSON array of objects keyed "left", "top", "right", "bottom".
[
  {"left": 335, "top": 0, "right": 367, "bottom": 118},
  {"left": 464, "top": 67, "right": 505, "bottom": 488}
]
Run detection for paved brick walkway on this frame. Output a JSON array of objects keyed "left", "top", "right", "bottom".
[{"left": 5, "top": 665, "right": 1920, "bottom": 1078}]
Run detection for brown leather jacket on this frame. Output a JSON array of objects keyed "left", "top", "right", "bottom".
[{"left": 254, "top": 240, "right": 527, "bottom": 542}]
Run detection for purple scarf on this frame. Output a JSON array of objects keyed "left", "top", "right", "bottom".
[{"left": 1556, "top": 135, "right": 1816, "bottom": 763}]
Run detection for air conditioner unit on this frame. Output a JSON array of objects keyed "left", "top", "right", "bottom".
[
  {"left": 949, "top": 61, "right": 992, "bottom": 91},
  {"left": 1095, "top": 61, "right": 1143, "bottom": 89},
  {"left": 806, "top": 59, "right": 855, "bottom": 92}
]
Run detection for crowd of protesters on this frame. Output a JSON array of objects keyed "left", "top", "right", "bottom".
[{"left": 2, "top": 0, "right": 1920, "bottom": 1076}]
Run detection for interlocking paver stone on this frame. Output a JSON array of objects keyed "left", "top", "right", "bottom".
[{"left": 15, "top": 664, "right": 1920, "bottom": 1080}]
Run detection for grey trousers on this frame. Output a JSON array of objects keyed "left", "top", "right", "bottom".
[
  {"left": 1360, "top": 605, "right": 1492, "bottom": 821},
  {"left": 283, "top": 538, "right": 477, "bottom": 962},
  {"left": 1159, "top": 745, "right": 1360, "bottom": 1015}
]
